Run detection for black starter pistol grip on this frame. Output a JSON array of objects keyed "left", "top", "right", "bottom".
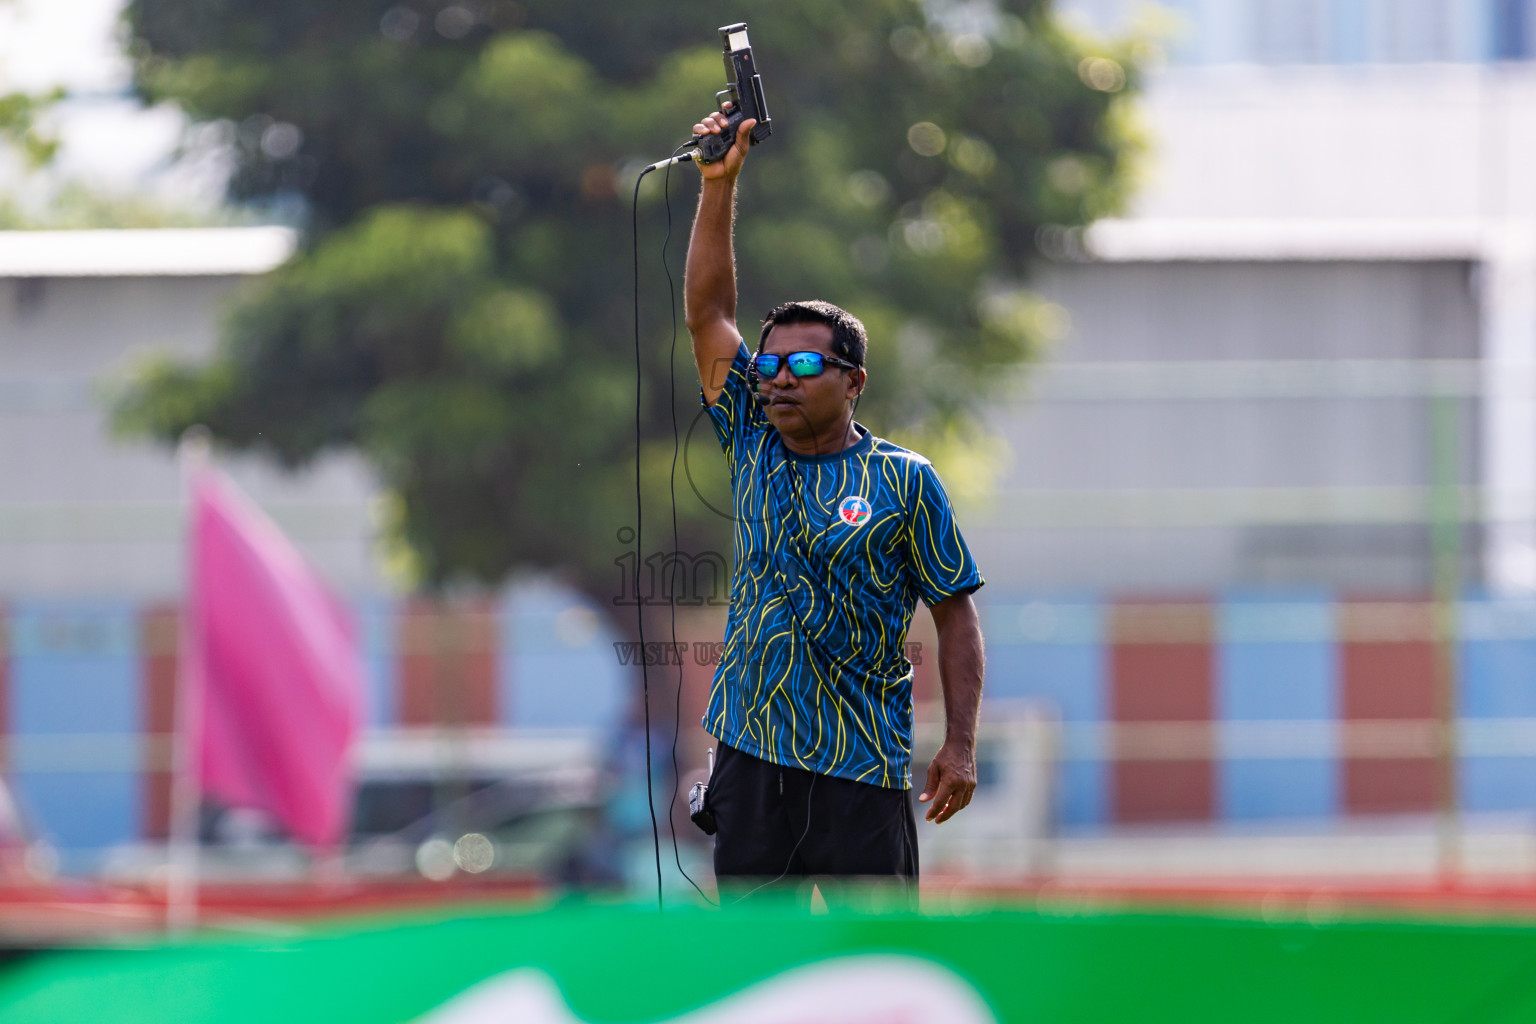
[{"left": 693, "top": 23, "right": 773, "bottom": 165}]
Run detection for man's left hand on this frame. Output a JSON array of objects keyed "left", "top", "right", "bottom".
[{"left": 919, "top": 740, "right": 977, "bottom": 823}]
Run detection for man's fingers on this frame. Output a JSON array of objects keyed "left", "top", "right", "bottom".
[
  {"left": 925, "top": 776, "right": 958, "bottom": 822},
  {"left": 922, "top": 756, "right": 980, "bottom": 822},
  {"left": 919, "top": 759, "right": 942, "bottom": 802},
  {"left": 940, "top": 778, "right": 975, "bottom": 822}
]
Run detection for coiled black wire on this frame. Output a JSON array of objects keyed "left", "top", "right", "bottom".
[
  {"left": 632, "top": 162, "right": 665, "bottom": 911},
  {"left": 658, "top": 155, "right": 721, "bottom": 907},
  {"left": 633, "top": 145, "right": 717, "bottom": 910}
]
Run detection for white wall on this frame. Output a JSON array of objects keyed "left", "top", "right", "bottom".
[
  {"left": 1131, "top": 64, "right": 1536, "bottom": 222},
  {"left": 0, "top": 273, "right": 385, "bottom": 597}
]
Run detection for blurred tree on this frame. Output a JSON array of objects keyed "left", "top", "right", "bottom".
[
  {"left": 0, "top": 0, "right": 61, "bottom": 169},
  {"left": 0, "top": 86, "right": 61, "bottom": 169},
  {"left": 113, "top": 0, "right": 1142, "bottom": 612},
  {"left": 0, "top": 181, "right": 257, "bottom": 229},
  {"left": 0, "top": 3, "right": 217, "bottom": 230}
]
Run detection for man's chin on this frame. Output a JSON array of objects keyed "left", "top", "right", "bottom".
[{"left": 764, "top": 402, "right": 806, "bottom": 428}]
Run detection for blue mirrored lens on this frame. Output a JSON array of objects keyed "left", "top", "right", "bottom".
[
  {"left": 786, "top": 352, "right": 825, "bottom": 377},
  {"left": 754, "top": 352, "right": 828, "bottom": 380}
]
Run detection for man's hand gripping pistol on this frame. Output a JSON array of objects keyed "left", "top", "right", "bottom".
[
  {"left": 645, "top": 22, "right": 772, "bottom": 172},
  {"left": 692, "top": 23, "right": 772, "bottom": 163}
]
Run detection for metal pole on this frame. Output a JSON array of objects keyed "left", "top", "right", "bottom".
[
  {"left": 1429, "top": 394, "right": 1462, "bottom": 883},
  {"left": 167, "top": 429, "right": 210, "bottom": 934}
]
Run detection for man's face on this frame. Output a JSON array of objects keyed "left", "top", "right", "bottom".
[{"left": 757, "top": 322, "right": 863, "bottom": 447}]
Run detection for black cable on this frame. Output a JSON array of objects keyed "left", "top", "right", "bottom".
[
  {"left": 632, "top": 165, "right": 664, "bottom": 911},
  {"left": 635, "top": 144, "right": 891, "bottom": 909},
  {"left": 759, "top": 421, "right": 925, "bottom": 907},
  {"left": 729, "top": 772, "right": 817, "bottom": 905},
  {"left": 635, "top": 146, "right": 822, "bottom": 908},
  {"left": 898, "top": 788, "right": 918, "bottom": 909},
  {"left": 660, "top": 153, "right": 719, "bottom": 907}
]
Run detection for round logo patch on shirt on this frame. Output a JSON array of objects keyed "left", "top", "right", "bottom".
[{"left": 837, "top": 495, "right": 873, "bottom": 527}]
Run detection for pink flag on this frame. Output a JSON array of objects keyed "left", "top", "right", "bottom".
[{"left": 183, "top": 467, "right": 364, "bottom": 849}]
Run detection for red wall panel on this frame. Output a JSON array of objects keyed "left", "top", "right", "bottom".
[
  {"left": 398, "top": 601, "right": 498, "bottom": 727},
  {"left": 1339, "top": 601, "right": 1440, "bottom": 815},
  {"left": 140, "top": 605, "right": 179, "bottom": 839},
  {"left": 1110, "top": 602, "right": 1214, "bottom": 824}
]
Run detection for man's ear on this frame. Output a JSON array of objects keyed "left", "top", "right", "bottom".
[{"left": 850, "top": 367, "right": 866, "bottom": 398}]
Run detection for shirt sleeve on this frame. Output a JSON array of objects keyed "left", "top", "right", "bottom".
[
  {"left": 905, "top": 460, "right": 985, "bottom": 607},
  {"left": 702, "top": 341, "right": 766, "bottom": 462}
]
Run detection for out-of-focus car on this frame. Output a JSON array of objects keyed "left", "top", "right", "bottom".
[{"left": 100, "top": 728, "right": 618, "bottom": 885}]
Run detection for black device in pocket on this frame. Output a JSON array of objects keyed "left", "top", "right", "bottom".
[{"left": 689, "top": 747, "right": 717, "bottom": 834}]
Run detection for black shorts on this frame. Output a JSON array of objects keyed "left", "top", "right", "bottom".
[{"left": 704, "top": 742, "right": 918, "bottom": 896}]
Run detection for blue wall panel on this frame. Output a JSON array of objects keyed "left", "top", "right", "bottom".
[
  {"left": 9, "top": 771, "right": 138, "bottom": 863},
  {"left": 354, "top": 596, "right": 396, "bottom": 729},
  {"left": 1459, "top": 599, "right": 1536, "bottom": 717},
  {"left": 1328, "top": 0, "right": 1372, "bottom": 62},
  {"left": 982, "top": 599, "right": 1106, "bottom": 827},
  {"left": 1454, "top": 599, "right": 1536, "bottom": 813},
  {"left": 1216, "top": 597, "right": 1338, "bottom": 819},
  {"left": 1220, "top": 758, "right": 1334, "bottom": 820},
  {"left": 501, "top": 583, "right": 626, "bottom": 733},
  {"left": 1461, "top": 755, "right": 1536, "bottom": 812},
  {"left": 7, "top": 602, "right": 141, "bottom": 861},
  {"left": 1491, "top": 0, "right": 1531, "bottom": 60}
]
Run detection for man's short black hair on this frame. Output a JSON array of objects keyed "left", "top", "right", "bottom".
[{"left": 757, "top": 300, "right": 867, "bottom": 368}]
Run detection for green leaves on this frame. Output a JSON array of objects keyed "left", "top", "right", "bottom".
[
  {"left": 442, "top": 32, "right": 596, "bottom": 156},
  {"left": 450, "top": 288, "right": 559, "bottom": 374},
  {"left": 301, "top": 205, "right": 493, "bottom": 335},
  {"left": 0, "top": 87, "right": 63, "bottom": 168}
]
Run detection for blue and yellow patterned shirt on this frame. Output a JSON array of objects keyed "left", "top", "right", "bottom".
[{"left": 702, "top": 342, "right": 983, "bottom": 789}]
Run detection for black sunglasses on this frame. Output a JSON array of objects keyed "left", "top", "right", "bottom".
[{"left": 752, "top": 351, "right": 860, "bottom": 382}]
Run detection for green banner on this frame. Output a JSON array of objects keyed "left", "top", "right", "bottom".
[{"left": 4, "top": 902, "right": 1536, "bottom": 1023}]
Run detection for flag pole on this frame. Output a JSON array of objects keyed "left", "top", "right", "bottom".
[{"left": 168, "top": 428, "right": 211, "bottom": 935}]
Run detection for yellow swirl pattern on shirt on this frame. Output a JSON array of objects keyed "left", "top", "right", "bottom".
[{"left": 702, "top": 344, "right": 982, "bottom": 789}]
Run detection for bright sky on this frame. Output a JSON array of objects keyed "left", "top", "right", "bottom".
[
  {"left": 0, "top": 0, "right": 130, "bottom": 93},
  {"left": 0, "top": 0, "right": 221, "bottom": 205}
]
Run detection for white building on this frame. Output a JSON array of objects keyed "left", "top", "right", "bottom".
[
  {"left": 966, "top": 6, "right": 1536, "bottom": 595},
  {"left": 0, "top": 227, "right": 386, "bottom": 596}
]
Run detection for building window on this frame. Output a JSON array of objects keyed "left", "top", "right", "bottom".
[{"left": 1492, "top": 0, "right": 1532, "bottom": 59}]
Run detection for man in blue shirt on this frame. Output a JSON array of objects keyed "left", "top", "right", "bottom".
[{"left": 684, "top": 107, "right": 986, "bottom": 896}]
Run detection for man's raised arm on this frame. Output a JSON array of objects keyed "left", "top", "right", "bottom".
[{"left": 684, "top": 109, "right": 757, "bottom": 407}]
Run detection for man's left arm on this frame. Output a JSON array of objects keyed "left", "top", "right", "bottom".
[{"left": 919, "top": 590, "right": 985, "bottom": 823}]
